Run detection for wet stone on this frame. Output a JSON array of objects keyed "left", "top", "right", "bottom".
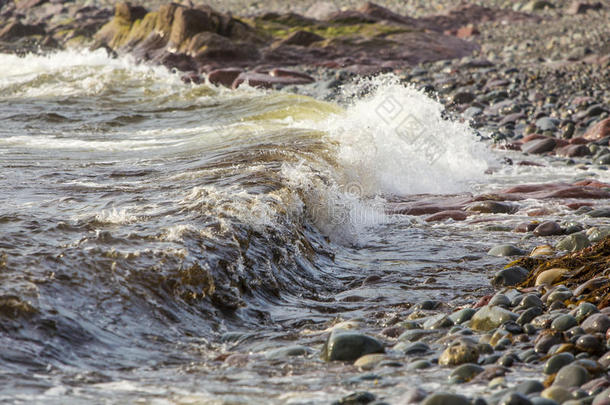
[
  {"left": 565, "top": 326, "right": 585, "bottom": 340},
  {"left": 414, "top": 300, "right": 441, "bottom": 310},
  {"left": 488, "top": 244, "right": 526, "bottom": 257},
  {"left": 556, "top": 233, "right": 590, "bottom": 252},
  {"left": 552, "top": 314, "right": 578, "bottom": 332},
  {"left": 581, "top": 313, "right": 610, "bottom": 334},
  {"left": 450, "top": 308, "right": 476, "bottom": 324},
  {"left": 541, "top": 386, "right": 572, "bottom": 404},
  {"left": 490, "top": 294, "right": 512, "bottom": 308},
  {"left": 407, "top": 359, "right": 432, "bottom": 370},
  {"left": 354, "top": 354, "right": 387, "bottom": 370},
  {"left": 423, "top": 314, "right": 453, "bottom": 330},
  {"left": 530, "top": 398, "right": 560, "bottom": 405},
  {"left": 516, "top": 380, "right": 545, "bottom": 395},
  {"left": 519, "top": 294, "right": 545, "bottom": 310},
  {"left": 553, "top": 364, "right": 590, "bottom": 388},
  {"left": 332, "top": 391, "right": 376, "bottom": 405},
  {"left": 265, "top": 345, "right": 311, "bottom": 359},
  {"left": 534, "top": 221, "right": 563, "bottom": 236},
  {"left": 422, "top": 393, "right": 471, "bottom": 405},
  {"left": 322, "top": 332, "right": 384, "bottom": 362},
  {"left": 575, "top": 334, "right": 603, "bottom": 354},
  {"left": 599, "top": 351, "right": 610, "bottom": 369},
  {"left": 573, "top": 302, "right": 599, "bottom": 323},
  {"left": 544, "top": 352, "right": 575, "bottom": 375},
  {"left": 499, "top": 392, "right": 533, "bottom": 405},
  {"left": 492, "top": 266, "right": 529, "bottom": 288},
  {"left": 394, "top": 341, "right": 430, "bottom": 355},
  {"left": 398, "top": 329, "right": 436, "bottom": 342},
  {"left": 523, "top": 138, "right": 557, "bottom": 154},
  {"left": 498, "top": 353, "right": 517, "bottom": 367},
  {"left": 546, "top": 289, "right": 573, "bottom": 304},
  {"left": 450, "top": 363, "right": 485, "bottom": 383},
  {"left": 482, "top": 354, "right": 501, "bottom": 365},
  {"left": 536, "top": 117, "right": 559, "bottom": 131},
  {"left": 500, "top": 321, "right": 524, "bottom": 335},
  {"left": 592, "top": 388, "right": 610, "bottom": 405},
  {"left": 468, "top": 201, "right": 518, "bottom": 214},
  {"left": 439, "top": 340, "right": 480, "bottom": 366},
  {"left": 471, "top": 305, "right": 518, "bottom": 331},
  {"left": 535, "top": 333, "right": 563, "bottom": 354}
]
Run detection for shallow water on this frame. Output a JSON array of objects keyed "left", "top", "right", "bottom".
[{"left": 0, "top": 50, "right": 608, "bottom": 404}]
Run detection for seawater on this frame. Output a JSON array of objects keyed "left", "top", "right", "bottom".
[{"left": 0, "top": 49, "right": 607, "bottom": 404}]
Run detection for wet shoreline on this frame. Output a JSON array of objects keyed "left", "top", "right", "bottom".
[{"left": 0, "top": 0, "right": 609, "bottom": 404}]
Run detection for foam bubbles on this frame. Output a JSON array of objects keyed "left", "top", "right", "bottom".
[{"left": 319, "top": 75, "right": 494, "bottom": 196}]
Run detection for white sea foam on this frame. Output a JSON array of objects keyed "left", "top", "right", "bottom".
[
  {"left": 94, "top": 207, "right": 138, "bottom": 224},
  {"left": 319, "top": 75, "right": 494, "bottom": 196},
  {"left": 0, "top": 49, "right": 181, "bottom": 98}
]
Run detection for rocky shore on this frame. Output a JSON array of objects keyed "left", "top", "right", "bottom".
[{"left": 1, "top": 0, "right": 608, "bottom": 404}]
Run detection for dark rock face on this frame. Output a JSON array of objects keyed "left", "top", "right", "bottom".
[{"left": 0, "top": 21, "right": 45, "bottom": 41}]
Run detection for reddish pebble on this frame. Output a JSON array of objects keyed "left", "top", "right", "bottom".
[
  {"left": 425, "top": 210, "right": 468, "bottom": 222},
  {"left": 473, "top": 294, "right": 492, "bottom": 308}
]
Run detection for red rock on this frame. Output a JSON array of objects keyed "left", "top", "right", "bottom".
[
  {"left": 390, "top": 196, "right": 473, "bottom": 216},
  {"left": 207, "top": 68, "right": 243, "bottom": 87},
  {"left": 269, "top": 68, "right": 315, "bottom": 83},
  {"left": 554, "top": 139, "right": 569, "bottom": 148},
  {"left": 522, "top": 137, "right": 556, "bottom": 154},
  {"left": 533, "top": 221, "right": 563, "bottom": 236},
  {"left": 500, "top": 182, "right": 610, "bottom": 199},
  {"left": 473, "top": 294, "right": 492, "bottom": 308},
  {"left": 556, "top": 144, "right": 591, "bottom": 157},
  {"left": 158, "top": 52, "right": 197, "bottom": 72},
  {"left": 499, "top": 142, "right": 522, "bottom": 151},
  {"left": 232, "top": 72, "right": 314, "bottom": 89},
  {"left": 569, "top": 136, "right": 589, "bottom": 145},
  {"left": 527, "top": 208, "right": 551, "bottom": 216},
  {"left": 583, "top": 118, "right": 610, "bottom": 141},
  {"left": 181, "top": 72, "right": 202, "bottom": 84},
  {"left": 425, "top": 210, "right": 468, "bottom": 222},
  {"left": 566, "top": 202, "right": 593, "bottom": 210},
  {"left": 168, "top": 6, "right": 222, "bottom": 49},
  {"left": 315, "top": 60, "right": 341, "bottom": 68},
  {"left": 456, "top": 25, "right": 479, "bottom": 38},
  {"left": 573, "top": 179, "right": 610, "bottom": 188},
  {"left": 521, "top": 133, "right": 547, "bottom": 143}
]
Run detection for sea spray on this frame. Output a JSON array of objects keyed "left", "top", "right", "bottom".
[{"left": 319, "top": 75, "right": 494, "bottom": 196}]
